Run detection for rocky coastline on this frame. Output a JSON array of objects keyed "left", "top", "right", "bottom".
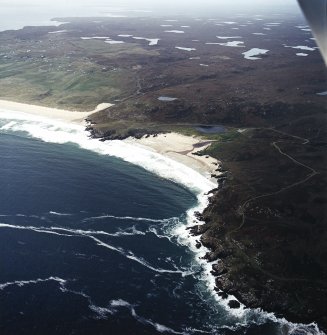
[
  {"left": 190, "top": 156, "right": 327, "bottom": 331},
  {"left": 86, "top": 121, "right": 327, "bottom": 333}
]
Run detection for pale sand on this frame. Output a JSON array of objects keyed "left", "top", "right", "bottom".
[
  {"left": 0, "top": 99, "right": 219, "bottom": 182},
  {"left": 0, "top": 100, "right": 113, "bottom": 124},
  {"left": 125, "top": 133, "right": 220, "bottom": 182}
]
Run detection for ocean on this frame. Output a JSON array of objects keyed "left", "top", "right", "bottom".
[{"left": 0, "top": 110, "right": 324, "bottom": 335}]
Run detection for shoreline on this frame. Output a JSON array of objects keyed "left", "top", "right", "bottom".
[
  {"left": 0, "top": 98, "right": 249, "bottom": 316},
  {"left": 124, "top": 134, "right": 220, "bottom": 183},
  {"left": 1, "top": 99, "right": 325, "bottom": 333},
  {"left": 0, "top": 99, "right": 219, "bottom": 184},
  {"left": 0, "top": 99, "right": 113, "bottom": 125}
]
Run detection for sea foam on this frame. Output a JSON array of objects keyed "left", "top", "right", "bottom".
[
  {"left": 0, "top": 222, "right": 190, "bottom": 275},
  {"left": 0, "top": 276, "right": 66, "bottom": 291},
  {"left": 0, "top": 109, "right": 215, "bottom": 195}
]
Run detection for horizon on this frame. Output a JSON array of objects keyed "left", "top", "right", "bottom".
[{"left": 0, "top": 0, "right": 304, "bottom": 32}]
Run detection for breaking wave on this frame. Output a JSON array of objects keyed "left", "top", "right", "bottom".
[
  {"left": 0, "top": 223, "right": 191, "bottom": 276},
  {"left": 108, "top": 299, "right": 186, "bottom": 334},
  {"left": 0, "top": 110, "right": 215, "bottom": 195},
  {"left": 0, "top": 276, "right": 66, "bottom": 291},
  {"left": 82, "top": 214, "right": 174, "bottom": 223}
]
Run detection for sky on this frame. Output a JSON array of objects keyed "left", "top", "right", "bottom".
[
  {"left": 0, "top": 0, "right": 302, "bottom": 31},
  {"left": 0, "top": 0, "right": 300, "bottom": 12},
  {"left": 0, "top": 0, "right": 298, "bottom": 5}
]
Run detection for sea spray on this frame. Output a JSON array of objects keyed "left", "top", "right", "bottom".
[
  {"left": 0, "top": 109, "right": 215, "bottom": 194},
  {"left": 170, "top": 195, "right": 326, "bottom": 334}
]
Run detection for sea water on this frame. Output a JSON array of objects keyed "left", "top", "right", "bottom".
[{"left": 0, "top": 110, "right": 324, "bottom": 335}]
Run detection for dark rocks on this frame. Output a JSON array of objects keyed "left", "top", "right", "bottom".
[
  {"left": 217, "top": 291, "right": 229, "bottom": 299},
  {"left": 211, "top": 174, "right": 220, "bottom": 179},
  {"left": 215, "top": 171, "right": 229, "bottom": 185},
  {"left": 211, "top": 262, "right": 227, "bottom": 276},
  {"left": 200, "top": 237, "right": 231, "bottom": 260},
  {"left": 87, "top": 127, "right": 117, "bottom": 140},
  {"left": 202, "top": 251, "right": 220, "bottom": 262},
  {"left": 194, "top": 211, "right": 206, "bottom": 222},
  {"left": 207, "top": 188, "right": 219, "bottom": 195},
  {"left": 216, "top": 175, "right": 227, "bottom": 183},
  {"left": 188, "top": 224, "right": 209, "bottom": 236},
  {"left": 200, "top": 235, "right": 220, "bottom": 250},
  {"left": 228, "top": 300, "right": 241, "bottom": 309},
  {"left": 195, "top": 240, "right": 202, "bottom": 249},
  {"left": 192, "top": 152, "right": 202, "bottom": 156},
  {"left": 85, "top": 118, "right": 96, "bottom": 125},
  {"left": 215, "top": 166, "right": 226, "bottom": 173},
  {"left": 215, "top": 276, "right": 235, "bottom": 293}
]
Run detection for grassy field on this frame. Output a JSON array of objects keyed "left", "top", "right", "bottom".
[{"left": 0, "top": 35, "right": 158, "bottom": 110}]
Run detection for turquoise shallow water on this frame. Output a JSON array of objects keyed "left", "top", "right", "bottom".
[{"left": 0, "top": 114, "right": 323, "bottom": 335}]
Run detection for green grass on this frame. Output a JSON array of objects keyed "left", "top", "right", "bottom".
[
  {"left": 0, "top": 57, "right": 137, "bottom": 110},
  {"left": 194, "top": 129, "right": 243, "bottom": 158},
  {"left": 167, "top": 125, "right": 204, "bottom": 137},
  {"left": 71, "top": 39, "right": 160, "bottom": 58},
  {"left": 0, "top": 35, "right": 160, "bottom": 110}
]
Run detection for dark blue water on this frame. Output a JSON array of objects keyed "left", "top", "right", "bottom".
[
  {"left": 0, "top": 117, "right": 320, "bottom": 335},
  {"left": 195, "top": 126, "right": 226, "bottom": 134}
]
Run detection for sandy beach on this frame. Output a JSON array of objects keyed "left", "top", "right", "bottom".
[
  {"left": 0, "top": 99, "right": 219, "bottom": 182},
  {"left": 124, "top": 133, "right": 220, "bottom": 182},
  {"left": 0, "top": 100, "right": 113, "bottom": 124}
]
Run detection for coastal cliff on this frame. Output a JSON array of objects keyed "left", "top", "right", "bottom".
[
  {"left": 87, "top": 104, "right": 327, "bottom": 331},
  {"left": 192, "top": 127, "right": 327, "bottom": 330}
]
